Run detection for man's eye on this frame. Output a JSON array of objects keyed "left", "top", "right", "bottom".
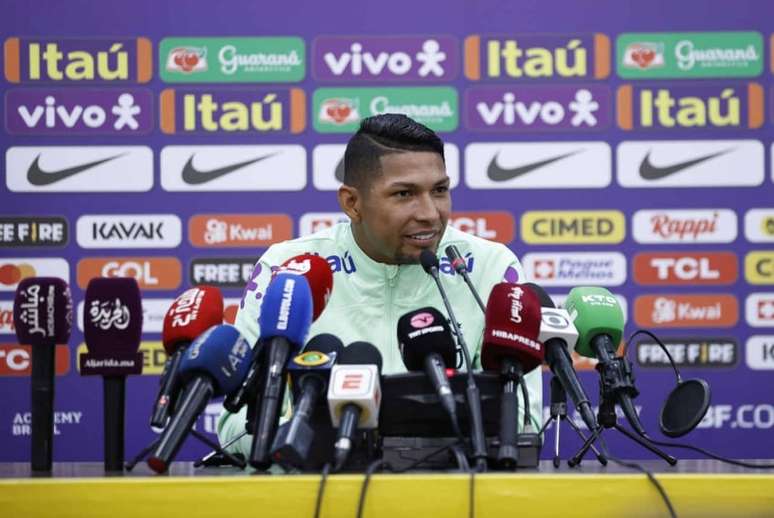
[
  {"left": 394, "top": 190, "right": 412, "bottom": 198},
  {"left": 434, "top": 186, "right": 449, "bottom": 194}
]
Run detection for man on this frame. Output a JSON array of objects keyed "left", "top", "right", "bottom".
[{"left": 218, "top": 113, "right": 542, "bottom": 456}]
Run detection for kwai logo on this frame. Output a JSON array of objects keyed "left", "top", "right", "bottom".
[
  {"left": 76, "top": 214, "right": 182, "bottom": 249},
  {"left": 745, "top": 209, "right": 774, "bottom": 243},
  {"left": 313, "top": 36, "right": 458, "bottom": 81},
  {"left": 463, "top": 34, "right": 611, "bottom": 81},
  {"left": 0, "top": 258, "right": 69, "bottom": 292},
  {"left": 522, "top": 252, "right": 626, "bottom": 287},
  {"left": 632, "top": 209, "right": 737, "bottom": 244},
  {"left": 617, "top": 140, "right": 763, "bottom": 187},
  {"left": 634, "top": 294, "right": 738, "bottom": 328},
  {"left": 0, "top": 217, "right": 67, "bottom": 247},
  {"left": 3, "top": 37, "right": 152, "bottom": 83},
  {"left": 465, "top": 85, "right": 610, "bottom": 131},
  {"left": 313, "top": 87, "right": 458, "bottom": 133},
  {"left": 160, "top": 37, "right": 305, "bottom": 83},
  {"left": 617, "top": 32, "right": 763, "bottom": 79},
  {"left": 617, "top": 83, "right": 764, "bottom": 130},
  {"left": 159, "top": 87, "right": 306, "bottom": 134},
  {"left": 6, "top": 88, "right": 153, "bottom": 135},
  {"left": 189, "top": 214, "right": 292, "bottom": 247}
]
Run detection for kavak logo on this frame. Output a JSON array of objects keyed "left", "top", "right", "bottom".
[
  {"left": 635, "top": 337, "right": 738, "bottom": 368},
  {"left": 160, "top": 145, "right": 306, "bottom": 192},
  {"left": 634, "top": 294, "right": 738, "bottom": 328},
  {"left": 159, "top": 87, "right": 305, "bottom": 134},
  {"left": 617, "top": 140, "right": 763, "bottom": 187},
  {"left": 190, "top": 257, "right": 258, "bottom": 289},
  {"left": 78, "top": 299, "right": 172, "bottom": 334},
  {"left": 312, "top": 143, "right": 460, "bottom": 190},
  {"left": 521, "top": 210, "right": 625, "bottom": 244},
  {"left": 448, "top": 212, "right": 515, "bottom": 243},
  {"left": 160, "top": 37, "right": 305, "bottom": 83},
  {"left": 0, "top": 344, "right": 70, "bottom": 376},
  {"left": 0, "top": 301, "right": 15, "bottom": 334},
  {"left": 189, "top": 214, "right": 292, "bottom": 247},
  {"left": 465, "top": 142, "right": 611, "bottom": 189},
  {"left": 745, "top": 293, "right": 774, "bottom": 327},
  {"left": 746, "top": 336, "right": 774, "bottom": 370},
  {"left": 617, "top": 83, "right": 764, "bottom": 130},
  {"left": 522, "top": 252, "right": 626, "bottom": 286},
  {"left": 298, "top": 213, "right": 349, "bottom": 237},
  {"left": 632, "top": 209, "right": 737, "bottom": 244},
  {"left": 465, "top": 85, "right": 611, "bottom": 131},
  {"left": 6, "top": 146, "right": 153, "bottom": 192},
  {"left": 0, "top": 217, "right": 67, "bottom": 247},
  {"left": 76, "top": 215, "right": 182, "bottom": 249},
  {"left": 745, "top": 251, "right": 774, "bottom": 285},
  {"left": 77, "top": 257, "right": 181, "bottom": 290},
  {"left": 3, "top": 37, "right": 152, "bottom": 83},
  {"left": 313, "top": 87, "right": 458, "bottom": 133},
  {"left": 0, "top": 258, "right": 69, "bottom": 291},
  {"left": 463, "top": 34, "right": 610, "bottom": 81},
  {"left": 6, "top": 88, "right": 153, "bottom": 135},
  {"left": 617, "top": 32, "right": 763, "bottom": 79},
  {"left": 313, "top": 36, "right": 458, "bottom": 82},
  {"left": 633, "top": 252, "right": 738, "bottom": 286},
  {"left": 745, "top": 208, "right": 774, "bottom": 243}
]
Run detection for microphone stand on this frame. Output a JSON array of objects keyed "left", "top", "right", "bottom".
[
  {"left": 539, "top": 376, "right": 606, "bottom": 467},
  {"left": 126, "top": 429, "right": 246, "bottom": 471}
]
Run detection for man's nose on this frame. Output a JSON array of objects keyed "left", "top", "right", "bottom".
[{"left": 414, "top": 192, "right": 440, "bottom": 222}]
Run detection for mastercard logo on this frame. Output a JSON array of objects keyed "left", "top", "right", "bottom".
[
  {"left": 0, "top": 259, "right": 69, "bottom": 291},
  {"left": 0, "top": 263, "right": 37, "bottom": 285}
]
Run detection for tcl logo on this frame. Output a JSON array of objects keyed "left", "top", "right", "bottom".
[
  {"left": 634, "top": 294, "right": 738, "bottom": 328},
  {"left": 448, "top": 211, "right": 514, "bottom": 243},
  {"left": 0, "top": 344, "right": 70, "bottom": 376},
  {"left": 632, "top": 209, "right": 737, "bottom": 244},
  {"left": 77, "top": 257, "right": 182, "bottom": 290},
  {"left": 633, "top": 252, "right": 738, "bottom": 285}
]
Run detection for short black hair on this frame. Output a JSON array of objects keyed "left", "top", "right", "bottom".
[{"left": 343, "top": 113, "right": 445, "bottom": 190}]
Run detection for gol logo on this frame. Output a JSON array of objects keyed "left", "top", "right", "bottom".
[
  {"left": 77, "top": 257, "right": 181, "bottom": 290},
  {"left": 745, "top": 251, "right": 774, "bottom": 285},
  {"left": 634, "top": 294, "right": 738, "bottom": 328},
  {"left": 0, "top": 344, "right": 70, "bottom": 376},
  {"left": 521, "top": 210, "right": 625, "bottom": 244},
  {"left": 76, "top": 342, "right": 167, "bottom": 375},
  {"left": 449, "top": 211, "right": 514, "bottom": 243},
  {"left": 189, "top": 214, "right": 293, "bottom": 248},
  {"left": 633, "top": 252, "right": 738, "bottom": 286}
]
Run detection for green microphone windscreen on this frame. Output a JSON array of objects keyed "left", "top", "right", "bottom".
[{"left": 564, "top": 287, "right": 624, "bottom": 358}]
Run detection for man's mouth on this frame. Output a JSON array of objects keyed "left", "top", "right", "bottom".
[{"left": 404, "top": 230, "right": 438, "bottom": 245}]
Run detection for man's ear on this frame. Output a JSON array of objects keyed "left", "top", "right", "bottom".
[{"left": 338, "top": 184, "right": 362, "bottom": 223}]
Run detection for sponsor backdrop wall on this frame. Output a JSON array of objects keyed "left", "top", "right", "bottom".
[{"left": 1, "top": 0, "right": 773, "bottom": 462}]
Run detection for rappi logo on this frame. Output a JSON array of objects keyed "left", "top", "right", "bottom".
[
  {"left": 0, "top": 344, "right": 70, "bottom": 376},
  {"left": 633, "top": 252, "right": 738, "bottom": 286},
  {"left": 189, "top": 214, "right": 292, "bottom": 248},
  {"left": 77, "top": 257, "right": 181, "bottom": 290},
  {"left": 634, "top": 294, "right": 739, "bottom": 328},
  {"left": 632, "top": 209, "right": 737, "bottom": 244},
  {"left": 0, "top": 301, "right": 14, "bottom": 334}
]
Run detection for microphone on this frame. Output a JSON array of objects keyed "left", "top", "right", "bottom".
[
  {"left": 445, "top": 244, "right": 485, "bottom": 313},
  {"left": 397, "top": 307, "right": 461, "bottom": 438},
  {"left": 151, "top": 286, "right": 224, "bottom": 430},
  {"left": 524, "top": 283, "right": 598, "bottom": 433},
  {"left": 147, "top": 324, "right": 251, "bottom": 473},
  {"left": 13, "top": 277, "right": 72, "bottom": 472},
  {"left": 328, "top": 341, "right": 383, "bottom": 472},
  {"left": 482, "top": 282, "right": 544, "bottom": 467},
  {"left": 564, "top": 286, "right": 645, "bottom": 435},
  {"left": 419, "top": 249, "right": 488, "bottom": 471},
  {"left": 270, "top": 334, "right": 344, "bottom": 468},
  {"left": 80, "top": 277, "right": 143, "bottom": 471},
  {"left": 249, "top": 272, "right": 314, "bottom": 469}
]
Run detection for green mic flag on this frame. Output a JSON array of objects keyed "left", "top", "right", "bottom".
[{"left": 564, "top": 287, "right": 624, "bottom": 359}]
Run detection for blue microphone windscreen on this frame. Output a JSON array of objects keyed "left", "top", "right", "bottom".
[
  {"left": 179, "top": 324, "right": 252, "bottom": 396},
  {"left": 259, "top": 273, "right": 313, "bottom": 347}
]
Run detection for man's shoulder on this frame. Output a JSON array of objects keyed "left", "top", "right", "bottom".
[{"left": 263, "top": 222, "right": 350, "bottom": 262}]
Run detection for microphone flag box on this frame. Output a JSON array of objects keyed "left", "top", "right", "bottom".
[{"left": 327, "top": 364, "right": 381, "bottom": 428}]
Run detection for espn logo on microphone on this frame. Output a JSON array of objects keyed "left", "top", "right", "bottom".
[{"left": 330, "top": 365, "right": 377, "bottom": 397}]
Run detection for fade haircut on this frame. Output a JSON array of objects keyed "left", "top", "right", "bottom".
[{"left": 343, "top": 113, "right": 445, "bottom": 191}]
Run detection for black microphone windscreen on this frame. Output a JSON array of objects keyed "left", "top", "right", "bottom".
[
  {"left": 303, "top": 333, "right": 344, "bottom": 355},
  {"left": 419, "top": 249, "right": 439, "bottom": 274},
  {"left": 523, "top": 282, "right": 555, "bottom": 308},
  {"left": 397, "top": 307, "right": 455, "bottom": 370},
  {"left": 660, "top": 378, "right": 711, "bottom": 438},
  {"left": 13, "top": 277, "right": 72, "bottom": 345},
  {"left": 339, "top": 341, "right": 383, "bottom": 373}
]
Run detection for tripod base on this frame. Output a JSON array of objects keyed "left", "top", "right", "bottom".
[
  {"left": 126, "top": 429, "right": 246, "bottom": 471},
  {"left": 568, "top": 422, "right": 677, "bottom": 467}
]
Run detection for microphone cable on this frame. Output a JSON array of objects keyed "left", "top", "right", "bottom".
[
  {"left": 624, "top": 329, "right": 774, "bottom": 470},
  {"left": 313, "top": 462, "right": 331, "bottom": 518}
]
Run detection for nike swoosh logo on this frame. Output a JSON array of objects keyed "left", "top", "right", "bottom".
[
  {"left": 27, "top": 153, "right": 125, "bottom": 186},
  {"left": 335, "top": 157, "right": 345, "bottom": 184},
  {"left": 639, "top": 149, "right": 734, "bottom": 180},
  {"left": 487, "top": 150, "right": 581, "bottom": 182},
  {"left": 182, "top": 153, "right": 279, "bottom": 185}
]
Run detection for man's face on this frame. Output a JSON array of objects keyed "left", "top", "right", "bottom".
[{"left": 354, "top": 150, "right": 451, "bottom": 264}]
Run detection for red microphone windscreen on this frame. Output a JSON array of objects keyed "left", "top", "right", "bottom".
[
  {"left": 162, "top": 285, "right": 224, "bottom": 354},
  {"left": 13, "top": 277, "right": 72, "bottom": 346},
  {"left": 278, "top": 254, "right": 333, "bottom": 321},
  {"left": 482, "top": 283, "right": 544, "bottom": 373}
]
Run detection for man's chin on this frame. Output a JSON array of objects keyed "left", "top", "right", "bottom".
[{"left": 396, "top": 243, "right": 440, "bottom": 265}]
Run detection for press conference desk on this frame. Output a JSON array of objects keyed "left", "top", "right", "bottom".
[{"left": 1, "top": 461, "right": 773, "bottom": 518}]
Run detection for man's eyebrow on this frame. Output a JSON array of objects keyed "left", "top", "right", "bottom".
[{"left": 386, "top": 177, "right": 450, "bottom": 189}]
